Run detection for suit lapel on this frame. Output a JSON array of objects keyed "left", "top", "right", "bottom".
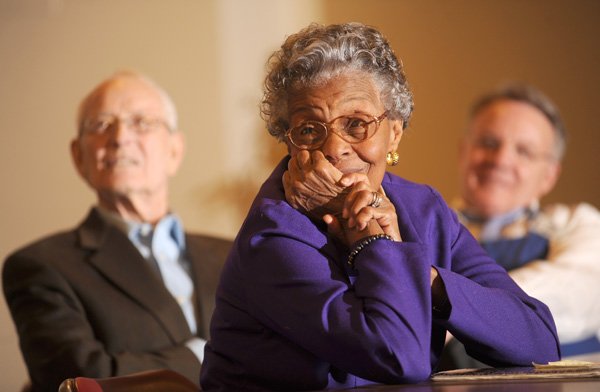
[
  {"left": 186, "top": 236, "right": 211, "bottom": 338},
  {"left": 77, "top": 209, "right": 192, "bottom": 343},
  {"left": 185, "top": 235, "right": 229, "bottom": 339}
]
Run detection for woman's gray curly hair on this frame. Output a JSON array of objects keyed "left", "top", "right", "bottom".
[{"left": 260, "top": 22, "right": 414, "bottom": 142}]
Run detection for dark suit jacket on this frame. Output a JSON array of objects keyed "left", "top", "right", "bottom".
[{"left": 3, "top": 208, "right": 231, "bottom": 392}]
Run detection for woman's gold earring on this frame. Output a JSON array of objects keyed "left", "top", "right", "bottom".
[{"left": 386, "top": 151, "right": 399, "bottom": 166}]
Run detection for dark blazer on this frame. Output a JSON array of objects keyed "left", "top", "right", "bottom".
[{"left": 3, "top": 208, "right": 231, "bottom": 392}]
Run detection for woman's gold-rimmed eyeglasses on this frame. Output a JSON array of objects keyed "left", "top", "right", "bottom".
[{"left": 286, "top": 111, "right": 388, "bottom": 150}]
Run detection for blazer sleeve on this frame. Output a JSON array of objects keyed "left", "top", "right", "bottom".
[
  {"left": 435, "top": 222, "right": 561, "bottom": 366},
  {"left": 2, "top": 248, "right": 200, "bottom": 392},
  {"left": 396, "top": 184, "right": 560, "bottom": 368}
]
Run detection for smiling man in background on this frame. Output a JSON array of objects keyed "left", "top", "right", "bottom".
[{"left": 444, "top": 83, "right": 600, "bottom": 368}]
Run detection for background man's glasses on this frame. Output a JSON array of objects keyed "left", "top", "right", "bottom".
[
  {"left": 472, "top": 136, "right": 556, "bottom": 163},
  {"left": 286, "top": 111, "right": 388, "bottom": 150},
  {"left": 82, "top": 114, "right": 171, "bottom": 136}
]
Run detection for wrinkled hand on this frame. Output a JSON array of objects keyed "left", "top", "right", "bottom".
[
  {"left": 283, "top": 151, "right": 401, "bottom": 245},
  {"left": 328, "top": 176, "right": 402, "bottom": 244},
  {"left": 283, "top": 150, "right": 348, "bottom": 220}
]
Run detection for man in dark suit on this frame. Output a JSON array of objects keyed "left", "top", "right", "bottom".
[{"left": 3, "top": 71, "right": 230, "bottom": 392}]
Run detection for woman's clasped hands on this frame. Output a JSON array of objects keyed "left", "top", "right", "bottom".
[{"left": 283, "top": 150, "right": 401, "bottom": 246}]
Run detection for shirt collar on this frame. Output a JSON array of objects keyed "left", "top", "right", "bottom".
[
  {"left": 94, "top": 206, "right": 186, "bottom": 249},
  {"left": 453, "top": 199, "right": 540, "bottom": 242},
  {"left": 153, "top": 213, "right": 186, "bottom": 250}
]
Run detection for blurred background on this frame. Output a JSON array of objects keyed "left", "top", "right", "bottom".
[{"left": 1, "top": 0, "right": 599, "bottom": 388}]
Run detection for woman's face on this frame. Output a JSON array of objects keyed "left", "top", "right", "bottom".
[{"left": 286, "top": 72, "right": 403, "bottom": 189}]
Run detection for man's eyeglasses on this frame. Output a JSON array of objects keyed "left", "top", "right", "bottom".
[
  {"left": 472, "top": 135, "right": 556, "bottom": 163},
  {"left": 285, "top": 111, "right": 388, "bottom": 150},
  {"left": 81, "top": 114, "right": 171, "bottom": 136}
]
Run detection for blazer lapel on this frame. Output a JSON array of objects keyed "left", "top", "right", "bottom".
[
  {"left": 186, "top": 236, "right": 211, "bottom": 338},
  {"left": 186, "top": 235, "right": 230, "bottom": 339},
  {"left": 77, "top": 208, "right": 192, "bottom": 343}
]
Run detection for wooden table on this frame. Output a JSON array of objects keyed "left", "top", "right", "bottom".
[
  {"left": 339, "top": 378, "right": 600, "bottom": 391},
  {"left": 337, "top": 365, "right": 600, "bottom": 392}
]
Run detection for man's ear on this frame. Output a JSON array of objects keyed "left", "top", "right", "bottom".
[
  {"left": 167, "top": 131, "right": 185, "bottom": 176},
  {"left": 387, "top": 119, "right": 403, "bottom": 153},
  {"left": 70, "top": 138, "right": 86, "bottom": 179},
  {"left": 538, "top": 161, "right": 561, "bottom": 198}
]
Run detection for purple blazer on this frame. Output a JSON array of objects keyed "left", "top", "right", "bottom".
[{"left": 201, "top": 157, "right": 559, "bottom": 391}]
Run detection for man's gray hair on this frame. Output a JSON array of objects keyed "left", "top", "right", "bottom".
[{"left": 470, "top": 83, "right": 567, "bottom": 160}]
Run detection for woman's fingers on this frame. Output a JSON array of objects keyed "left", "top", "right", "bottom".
[
  {"left": 323, "top": 213, "right": 345, "bottom": 242},
  {"left": 342, "top": 185, "right": 402, "bottom": 240},
  {"left": 371, "top": 208, "right": 402, "bottom": 241},
  {"left": 287, "top": 154, "right": 401, "bottom": 241},
  {"left": 339, "top": 172, "right": 370, "bottom": 188},
  {"left": 284, "top": 151, "right": 345, "bottom": 216},
  {"left": 342, "top": 181, "right": 374, "bottom": 220},
  {"left": 353, "top": 204, "right": 401, "bottom": 240}
]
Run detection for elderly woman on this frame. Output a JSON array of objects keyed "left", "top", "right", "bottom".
[{"left": 200, "top": 23, "right": 559, "bottom": 390}]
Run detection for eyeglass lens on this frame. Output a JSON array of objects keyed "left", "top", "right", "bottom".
[
  {"left": 83, "top": 115, "right": 166, "bottom": 135},
  {"left": 288, "top": 114, "right": 382, "bottom": 149}
]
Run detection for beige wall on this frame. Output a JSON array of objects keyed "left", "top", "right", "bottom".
[
  {"left": 322, "top": 0, "right": 600, "bottom": 206},
  {"left": 1, "top": 0, "right": 598, "bottom": 388}
]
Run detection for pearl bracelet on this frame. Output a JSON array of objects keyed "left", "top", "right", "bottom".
[{"left": 347, "top": 234, "right": 393, "bottom": 268}]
